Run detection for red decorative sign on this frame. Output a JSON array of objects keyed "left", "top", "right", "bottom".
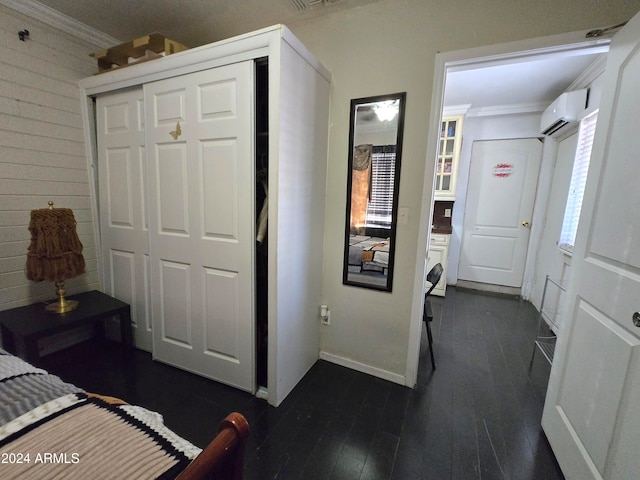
[{"left": 493, "top": 163, "right": 513, "bottom": 177}]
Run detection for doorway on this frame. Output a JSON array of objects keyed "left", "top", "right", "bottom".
[
  {"left": 431, "top": 39, "right": 609, "bottom": 297},
  {"left": 406, "top": 31, "right": 611, "bottom": 387}
]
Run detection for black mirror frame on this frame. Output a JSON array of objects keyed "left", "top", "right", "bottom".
[{"left": 342, "top": 92, "right": 406, "bottom": 292}]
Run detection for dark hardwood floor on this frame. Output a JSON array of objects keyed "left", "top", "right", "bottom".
[{"left": 40, "top": 287, "right": 563, "bottom": 479}]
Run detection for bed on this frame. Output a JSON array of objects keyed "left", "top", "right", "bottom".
[
  {"left": 347, "top": 235, "right": 390, "bottom": 275},
  {"left": 0, "top": 348, "right": 248, "bottom": 479}
]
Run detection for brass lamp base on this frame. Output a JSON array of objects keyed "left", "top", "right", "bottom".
[{"left": 46, "top": 281, "right": 78, "bottom": 314}]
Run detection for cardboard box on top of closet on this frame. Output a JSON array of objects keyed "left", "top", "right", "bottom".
[
  {"left": 79, "top": 25, "right": 331, "bottom": 408},
  {"left": 90, "top": 32, "right": 188, "bottom": 74}
]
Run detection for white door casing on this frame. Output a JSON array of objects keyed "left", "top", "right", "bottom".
[
  {"left": 542, "top": 11, "right": 640, "bottom": 480},
  {"left": 96, "top": 88, "right": 152, "bottom": 351},
  {"left": 458, "top": 138, "right": 542, "bottom": 287},
  {"left": 145, "top": 62, "right": 255, "bottom": 392}
]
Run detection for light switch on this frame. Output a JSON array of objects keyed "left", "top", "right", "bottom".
[
  {"left": 398, "top": 207, "right": 409, "bottom": 225},
  {"left": 444, "top": 208, "right": 452, "bottom": 218}
]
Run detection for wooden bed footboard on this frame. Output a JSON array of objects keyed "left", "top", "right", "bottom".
[{"left": 176, "top": 412, "right": 250, "bottom": 480}]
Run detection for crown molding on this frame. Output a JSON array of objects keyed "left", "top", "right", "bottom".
[
  {"left": 0, "top": 0, "right": 120, "bottom": 48},
  {"left": 466, "top": 101, "right": 548, "bottom": 118},
  {"left": 443, "top": 104, "right": 471, "bottom": 116},
  {"left": 567, "top": 54, "right": 608, "bottom": 90}
]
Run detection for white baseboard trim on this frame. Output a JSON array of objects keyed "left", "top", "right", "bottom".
[
  {"left": 255, "top": 386, "right": 268, "bottom": 400},
  {"left": 456, "top": 279, "right": 521, "bottom": 296},
  {"left": 319, "top": 351, "right": 406, "bottom": 386}
]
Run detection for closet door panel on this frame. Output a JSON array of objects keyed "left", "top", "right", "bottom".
[
  {"left": 153, "top": 89, "right": 186, "bottom": 124},
  {"left": 199, "top": 80, "right": 236, "bottom": 120},
  {"left": 159, "top": 259, "right": 192, "bottom": 347},
  {"left": 109, "top": 250, "right": 135, "bottom": 295},
  {"left": 104, "top": 148, "right": 133, "bottom": 227},
  {"left": 155, "top": 143, "right": 189, "bottom": 235},
  {"left": 201, "top": 140, "right": 237, "bottom": 240},
  {"left": 146, "top": 61, "right": 255, "bottom": 392},
  {"left": 203, "top": 268, "right": 240, "bottom": 360},
  {"left": 97, "top": 88, "right": 152, "bottom": 351}
]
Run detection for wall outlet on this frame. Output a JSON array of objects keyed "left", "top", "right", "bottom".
[{"left": 321, "top": 310, "right": 330, "bottom": 325}]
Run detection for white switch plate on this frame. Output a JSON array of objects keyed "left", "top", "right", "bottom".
[
  {"left": 398, "top": 207, "right": 409, "bottom": 224},
  {"left": 444, "top": 208, "right": 452, "bottom": 217}
]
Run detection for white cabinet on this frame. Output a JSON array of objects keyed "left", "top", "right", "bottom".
[
  {"left": 82, "top": 25, "right": 331, "bottom": 407},
  {"left": 435, "top": 115, "right": 464, "bottom": 200},
  {"left": 427, "top": 233, "right": 449, "bottom": 296}
]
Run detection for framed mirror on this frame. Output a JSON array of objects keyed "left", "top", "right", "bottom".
[{"left": 342, "top": 92, "right": 406, "bottom": 291}]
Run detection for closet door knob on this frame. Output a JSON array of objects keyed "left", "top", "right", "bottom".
[
  {"left": 521, "top": 221, "right": 530, "bottom": 227},
  {"left": 633, "top": 312, "right": 640, "bottom": 327}
]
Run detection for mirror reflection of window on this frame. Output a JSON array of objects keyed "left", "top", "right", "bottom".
[{"left": 367, "top": 145, "right": 396, "bottom": 230}]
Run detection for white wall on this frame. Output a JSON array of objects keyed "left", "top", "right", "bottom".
[
  {"left": 0, "top": 4, "right": 107, "bottom": 311},
  {"left": 289, "top": 0, "right": 640, "bottom": 383}
]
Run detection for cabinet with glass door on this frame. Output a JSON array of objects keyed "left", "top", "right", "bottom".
[{"left": 435, "top": 115, "right": 464, "bottom": 200}]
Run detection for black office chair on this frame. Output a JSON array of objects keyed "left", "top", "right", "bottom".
[{"left": 423, "top": 263, "right": 443, "bottom": 370}]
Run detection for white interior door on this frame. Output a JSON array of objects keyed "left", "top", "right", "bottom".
[
  {"left": 145, "top": 62, "right": 255, "bottom": 392},
  {"left": 458, "top": 138, "right": 542, "bottom": 287},
  {"left": 542, "top": 12, "right": 640, "bottom": 480},
  {"left": 97, "top": 88, "right": 152, "bottom": 351}
]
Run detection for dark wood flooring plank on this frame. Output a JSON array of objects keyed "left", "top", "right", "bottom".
[
  {"left": 37, "top": 287, "right": 564, "bottom": 480},
  {"left": 359, "top": 430, "right": 399, "bottom": 480}
]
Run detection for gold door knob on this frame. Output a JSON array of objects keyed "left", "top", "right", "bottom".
[{"left": 522, "top": 221, "right": 530, "bottom": 227}]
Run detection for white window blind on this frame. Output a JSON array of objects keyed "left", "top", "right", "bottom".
[
  {"left": 559, "top": 110, "right": 598, "bottom": 252},
  {"left": 367, "top": 145, "right": 396, "bottom": 228}
]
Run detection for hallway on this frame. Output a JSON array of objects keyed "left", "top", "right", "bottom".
[{"left": 392, "top": 287, "right": 562, "bottom": 479}]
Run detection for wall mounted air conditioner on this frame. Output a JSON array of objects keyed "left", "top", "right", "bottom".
[{"left": 540, "top": 89, "right": 588, "bottom": 136}]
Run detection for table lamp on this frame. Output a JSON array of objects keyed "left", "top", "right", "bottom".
[{"left": 25, "top": 202, "right": 86, "bottom": 313}]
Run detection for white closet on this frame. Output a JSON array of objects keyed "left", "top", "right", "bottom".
[{"left": 83, "top": 26, "right": 331, "bottom": 407}]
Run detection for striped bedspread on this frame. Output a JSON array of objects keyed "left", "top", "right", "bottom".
[
  {"left": 0, "top": 349, "right": 201, "bottom": 479},
  {"left": 0, "top": 349, "right": 83, "bottom": 426}
]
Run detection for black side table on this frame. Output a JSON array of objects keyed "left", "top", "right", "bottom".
[{"left": 0, "top": 290, "right": 132, "bottom": 364}]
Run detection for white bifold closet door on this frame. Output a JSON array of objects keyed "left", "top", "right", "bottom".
[
  {"left": 97, "top": 88, "right": 152, "bottom": 351},
  {"left": 144, "top": 61, "right": 255, "bottom": 392}
]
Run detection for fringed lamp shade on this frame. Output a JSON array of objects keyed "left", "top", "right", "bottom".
[{"left": 25, "top": 203, "right": 85, "bottom": 313}]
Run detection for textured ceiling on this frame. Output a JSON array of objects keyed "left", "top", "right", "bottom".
[{"left": 34, "top": 0, "right": 377, "bottom": 47}]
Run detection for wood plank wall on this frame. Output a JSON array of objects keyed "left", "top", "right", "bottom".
[{"left": 0, "top": 5, "right": 104, "bottom": 311}]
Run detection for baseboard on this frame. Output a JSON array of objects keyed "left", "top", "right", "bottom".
[
  {"left": 455, "top": 280, "right": 521, "bottom": 297},
  {"left": 319, "top": 351, "right": 405, "bottom": 386},
  {"left": 255, "top": 386, "right": 268, "bottom": 400}
]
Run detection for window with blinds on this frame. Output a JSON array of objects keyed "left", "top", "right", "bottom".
[
  {"left": 559, "top": 110, "right": 598, "bottom": 253},
  {"left": 366, "top": 145, "right": 396, "bottom": 229}
]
